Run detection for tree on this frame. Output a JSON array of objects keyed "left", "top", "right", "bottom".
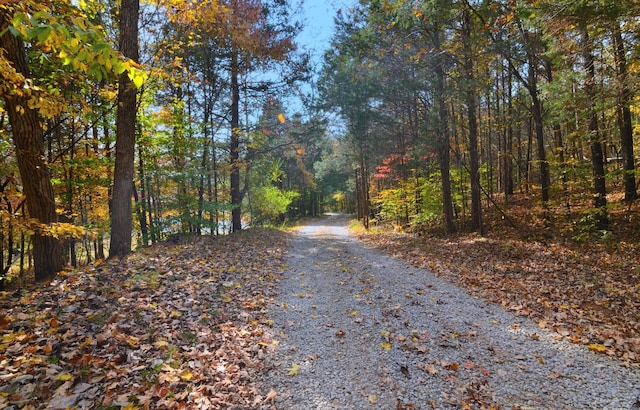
[
  {"left": 0, "top": 4, "right": 64, "bottom": 281},
  {"left": 110, "top": 0, "right": 140, "bottom": 257},
  {"left": 612, "top": 21, "right": 636, "bottom": 202},
  {"left": 460, "top": 5, "right": 482, "bottom": 233}
]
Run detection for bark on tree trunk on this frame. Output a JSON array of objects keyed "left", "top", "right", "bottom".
[
  {"left": 582, "top": 27, "right": 608, "bottom": 230},
  {"left": 435, "top": 64, "right": 455, "bottom": 234},
  {"left": 0, "top": 7, "right": 64, "bottom": 281},
  {"left": 462, "top": 8, "right": 483, "bottom": 233},
  {"left": 230, "top": 46, "right": 242, "bottom": 232},
  {"left": 110, "top": 0, "right": 140, "bottom": 257},
  {"left": 613, "top": 25, "right": 636, "bottom": 202},
  {"left": 523, "top": 33, "right": 550, "bottom": 206}
]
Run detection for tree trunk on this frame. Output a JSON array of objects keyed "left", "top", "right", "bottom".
[
  {"left": 136, "top": 146, "right": 149, "bottom": 246},
  {"left": 0, "top": 7, "right": 64, "bottom": 281},
  {"left": 434, "top": 56, "right": 455, "bottom": 234},
  {"left": 110, "top": 0, "right": 140, "bottom": 257},
  {"left": 581, "top": 27, "right": 608, "bottom": 230},
  {"left": 230, "top": 45, "right": 242, "bottom": 232},
  {"left": 504, "top": 66, "right": 514, "bottom": 197},
  {"left": 545, "top": 62, "right": 570, "bottom": 216},
  {"left": 462, "top": 7, "right": 483, "bottom": 233},
  {"left": 613, "top": 24, "right": 636, "bottom": 202},
  {"left": 521, "top": 31, "right": 550, "bottom": 206}
]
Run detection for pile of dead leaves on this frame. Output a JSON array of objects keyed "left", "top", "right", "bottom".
[
  {"left": 0, "top": 228, "right": 289, "bottom": 409},
  {"left": 356, "top": 198, "right": 640, "bottom": 364}
]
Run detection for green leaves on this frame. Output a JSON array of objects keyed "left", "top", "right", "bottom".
[{"left": 9, "top": 6, "right": 146, "bottom": 86}]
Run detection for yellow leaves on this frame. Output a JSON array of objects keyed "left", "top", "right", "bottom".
[
  {"left": 79, "top": 336, "right": 94, "bottom": 350},
  {"left": 368, "top": 395, "right": 378, "bottom": 404},
  {"left": 125, "top": 335, "right": 140, "bottom": 349},
  {"left": 154, "top": 339, "right": 170, "bottom": 350},
  {"left": 277, "top": 113, "right": 286, "bottom": 124},
  {"left": 56, "top": 372, "right": 73, "bottom": 382},
  {"left": 349, "top": 310, "right": 359, "bottom": 316},
  {"left": 180, "top": 370, "right": 194, "bottom": 381},
  {"left": 380, "top": 330, "right": 392, "bottom": 350},
  {"left": 587, "top": 344, "right": 607, "bottom": 353},
  {"left": 286, "top": 362, "right": 299, "bottom": 376},
  {"left": 128, "top": 67, "right": 147, "bottom": 89}
]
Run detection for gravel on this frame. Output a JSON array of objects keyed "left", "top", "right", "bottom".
[{"left": 259, "top": 215, "right": 640, "bottom": 409}]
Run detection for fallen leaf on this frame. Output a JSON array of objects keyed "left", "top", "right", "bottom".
[
  {"left": 587, "top": 344, "right": 607, "bottom": 353},
  {"left": 287, "top": 362, "right": 300, "bottom": 376},
  {"left": 421, "top": 363, "right": 438, "bottom": 375},
  {"left": 264, "top": 389, "right": 278, "bottom": 404},
  {"left": 56, "top": 373, "right": 73, "bottom": 382}
]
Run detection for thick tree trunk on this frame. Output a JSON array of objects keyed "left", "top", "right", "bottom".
[
  {"left": 0, "top": 8, "right": 64, "bottom": 281},
  {"left": 110, "top": 0, "right": 140, "bottom": 257},
  {"left": 230, "top": 46, "right": 242, "bottom": 232},
  {"left": 462, "top": 8, "right": 483, "bottom": 233}
]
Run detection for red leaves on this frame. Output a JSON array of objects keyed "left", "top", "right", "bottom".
[{"left": 0, "top": 228, "right": 290, "bottom": 408}]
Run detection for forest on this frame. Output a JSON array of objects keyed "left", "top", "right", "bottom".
[
  {"left": 1, "top": 0, "right": 640, "bottom": 407},
  {"left": 1, "top": 0, "right": 640, "bottom": 287}
]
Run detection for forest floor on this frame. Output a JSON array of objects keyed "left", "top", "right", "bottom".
[
  {"left": 0, "top": 230, "right": 292, "bottom": 408},
  {"left": 356, "top": 192, "right": 640, "bottom": 364}
]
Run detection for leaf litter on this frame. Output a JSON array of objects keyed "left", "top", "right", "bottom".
[{"left": 0, "top": 228, "right": 289, "bottom": 409}]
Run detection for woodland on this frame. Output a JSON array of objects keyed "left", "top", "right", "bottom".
[{"left": 1, "top": 0, "right": 640, "bottom": 406}]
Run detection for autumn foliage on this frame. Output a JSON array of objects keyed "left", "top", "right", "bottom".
[{"left": 0, "top": 228, "right": 290, "bottom": 407}]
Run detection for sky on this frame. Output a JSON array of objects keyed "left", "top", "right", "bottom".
[
  {"left": 286, "top": 0, "right": 354, "bottom": 117},
  {"left": 295, "top": 0, "right": 354, "bottom": 72}
]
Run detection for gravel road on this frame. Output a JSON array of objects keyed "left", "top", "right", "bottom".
[{"left": 259, "top": 215, "right": 640, "bottom": 409}]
